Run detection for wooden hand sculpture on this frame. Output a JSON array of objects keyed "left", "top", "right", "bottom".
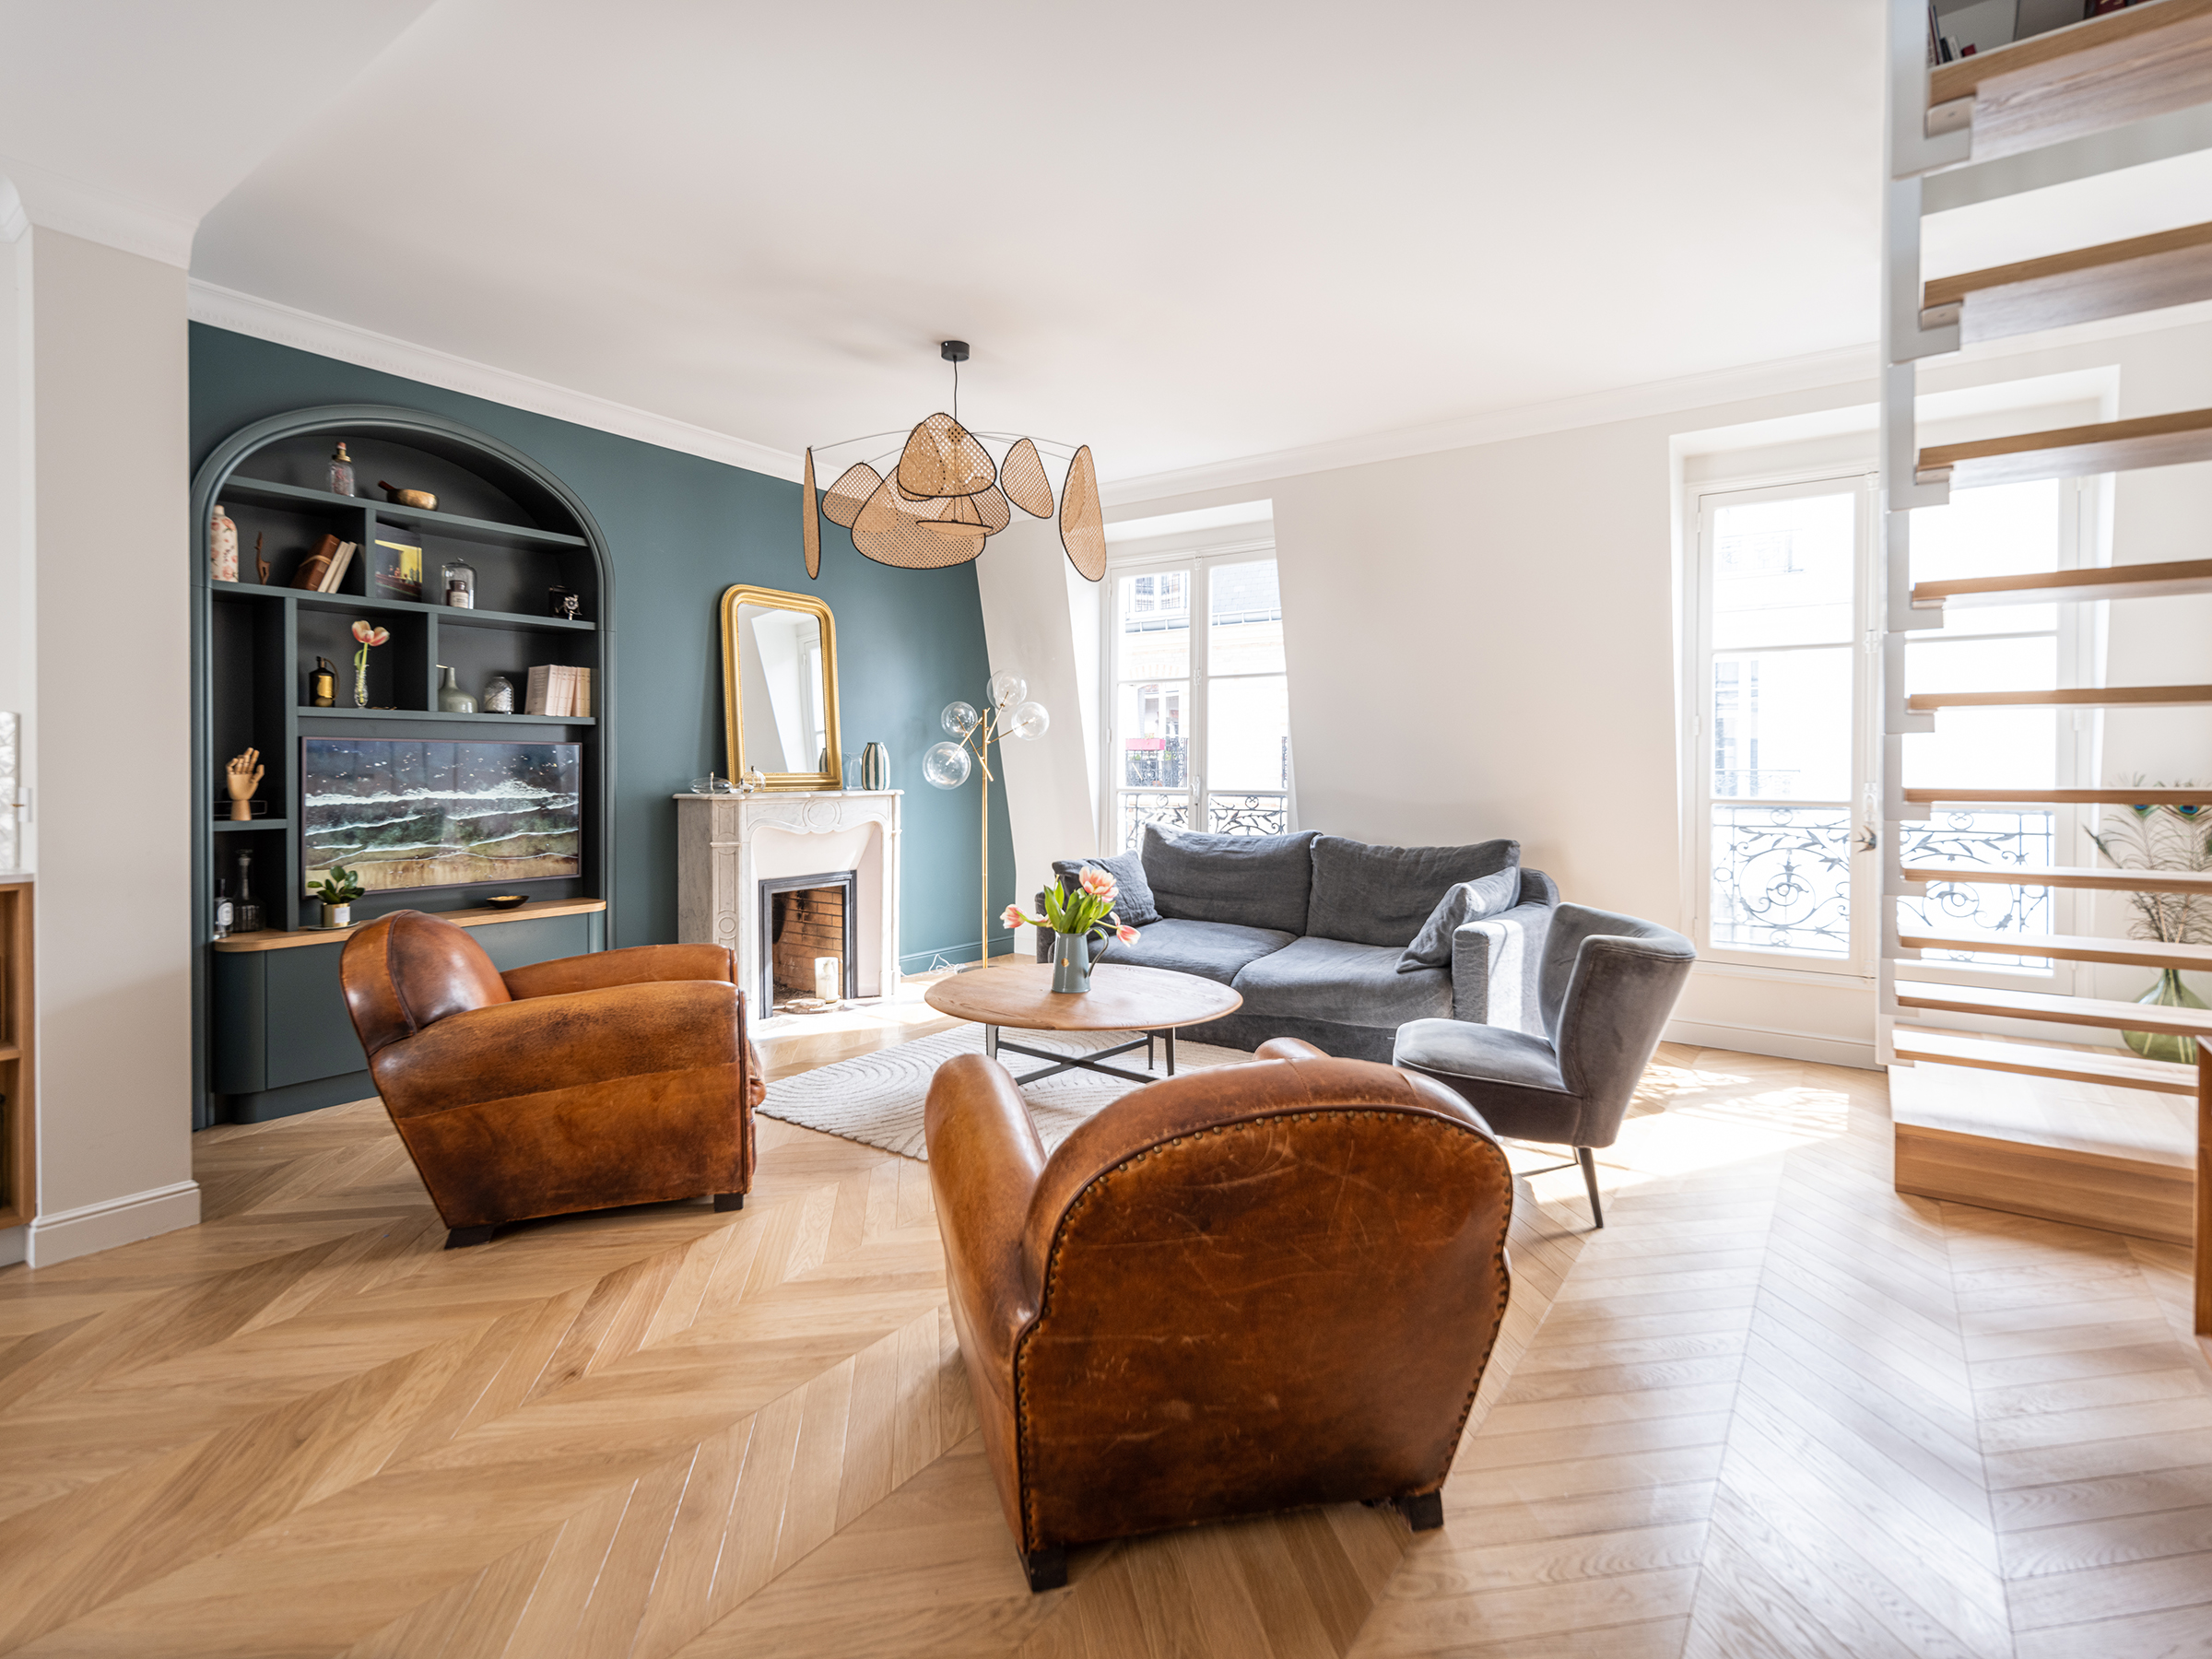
[{"left": 226, "top": 747, "right": 264, "bottom": 821}]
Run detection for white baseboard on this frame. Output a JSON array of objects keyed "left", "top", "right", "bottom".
[
  {"left": 27, "top": 1181, "right": 201, "bottom": 1268},
  {"left": 0, "top": 1226, "right": 22, "bottom": 1268},
  {"left": 1665, "top": 1018, "right": 1880, "bottom": 1073}
]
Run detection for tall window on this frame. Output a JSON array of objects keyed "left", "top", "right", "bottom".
[
  {"left": 1693, "top": 481, "right": 1871, "bottom": 968},
  {"left": 1107, "top": 550, "right": 1290, "bottom": 848},
  {"left": 1687, "top": 471, "right": 2083, "bottom": 977}
]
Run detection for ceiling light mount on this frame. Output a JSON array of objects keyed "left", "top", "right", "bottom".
[{"left": 800, "top": 344, "right": 1103, "bottom": 584}]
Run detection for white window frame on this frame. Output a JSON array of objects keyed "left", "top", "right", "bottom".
[
  {"left": 1680, "top": 465, "right": 2097, "bottom": 988},
  {"left": 1100, "top": 535, "right": 1293, "bottom": 852}
]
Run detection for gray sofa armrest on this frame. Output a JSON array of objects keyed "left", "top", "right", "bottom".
[{"left": 1449, "top": 868, "right": 1558, "bottom": 1033}]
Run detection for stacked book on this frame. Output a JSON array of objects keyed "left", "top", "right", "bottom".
[
  {"left": 524, "top": 665, "right": 593, "bottom": 717},
  {"left": 288, "top": 535, "right": 359, "bottom": 594}
]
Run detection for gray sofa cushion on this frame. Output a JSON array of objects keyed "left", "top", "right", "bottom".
[
  {"left": 1230, "top": 935, "right": 1453, "bottom": 1027},
  {"left": 1050, "top": 850, "right": 1159, "bottom": 925},
  {"left": 1096, "top": 916, "right": 1295, "bottom": 985},
  {"left": 1141, "top": 824, "right": 1319, "bottom": 935},
  {"left": 1398, "top": 867, "right": 1523, "bottom": 971},
  {"left": 1305, "top": 836, "right": 1520, "bottom": 947}
]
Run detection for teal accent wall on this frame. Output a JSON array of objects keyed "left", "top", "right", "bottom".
[{"left": 189, "top": 324, "right": 1016, "bottom": 964}]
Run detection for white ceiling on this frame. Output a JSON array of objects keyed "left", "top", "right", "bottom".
[{"left": 18, "top": 1, "right": 1900, "bottom": 485}]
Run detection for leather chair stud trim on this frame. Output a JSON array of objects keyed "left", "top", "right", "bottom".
[{"left": 1009, "top": 1107, "right": 1514, "bottom": 1556}]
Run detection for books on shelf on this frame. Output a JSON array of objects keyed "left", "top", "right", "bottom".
[
  {"left": 524, "top": 665, "right": 593, "bottom": 717},
  {"left": 289, "top": 535, "right": 358, "bottom": 593}
]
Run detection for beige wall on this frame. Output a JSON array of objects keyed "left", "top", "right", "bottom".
[{"left": 18, "top": 228, "right": 197, "bottom": 1262}]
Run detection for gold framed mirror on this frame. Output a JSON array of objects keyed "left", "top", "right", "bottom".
[{"left": 719, "top": 584, "right": 841, "bottom": 790}]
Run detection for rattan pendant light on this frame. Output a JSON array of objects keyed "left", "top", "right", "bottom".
[{"left": 803, "top": 341, "right": 1105, "bottom": 582}]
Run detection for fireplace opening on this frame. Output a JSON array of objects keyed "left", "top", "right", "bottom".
[{"left": 762, "top": 870, "right": 857, "bottom": 1011}]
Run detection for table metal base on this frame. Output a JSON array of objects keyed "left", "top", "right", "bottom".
[{"left": 985, "top": 1025, "right": 1178, "bottom": 1088}]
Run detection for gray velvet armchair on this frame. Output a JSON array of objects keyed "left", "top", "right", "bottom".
[{"left": 1392, "top": 902, "right": 1694, "bottom": 1228}]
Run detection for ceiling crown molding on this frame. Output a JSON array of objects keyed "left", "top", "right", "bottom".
[
  {"left": 0, "top": 155, "right": 195, "bottom": 265},
  {"left": 1098, "top": 342, "right": 1882, "bottom": 507},
  {"left": 187, "top": 280, "right": 808, "bottom": 483}
]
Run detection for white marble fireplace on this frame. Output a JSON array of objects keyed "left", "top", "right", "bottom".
[{"left": 675, "top": 789, "right": 901, "bottom": 1013}]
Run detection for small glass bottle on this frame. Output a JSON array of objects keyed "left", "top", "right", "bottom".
[
  {"left": 212, "top": 876, "right": 233, "bottom": 940},
  {"left": 329, "top": 441, "right": 356, "bottom": 498},
  {"left": 233, "top": 850, "right": 265, "bottom": 934},
  {"left": 481, "top": 673, "right": 515, "bottom": 713},
  {"left": 441, "top": 559, "right": 477, "bottom": 609},
  {"left": 209, "top": 504, "right": 239, "bottom": 582},
  {"left": 310, "top": 655, "right": 337, "bottom": 707}
]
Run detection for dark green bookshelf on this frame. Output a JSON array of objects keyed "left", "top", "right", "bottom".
[{"left": 192, "top": 405, "right": 617, "bottom": 1127}]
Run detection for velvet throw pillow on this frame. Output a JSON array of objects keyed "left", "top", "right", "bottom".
[
  {"left": 1051, "top": 851, "right": 1159, "bottom": 926},
  {"left": 1396, "top": 866, "right": 1523, "bottom": 971}
]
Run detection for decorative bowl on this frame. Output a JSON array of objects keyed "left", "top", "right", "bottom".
[{"left": 481, "top": 894, "right": 529, "bottom": 911}]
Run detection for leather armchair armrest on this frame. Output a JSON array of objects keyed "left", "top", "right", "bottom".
[
  {"left": 502, "top": 943, "right": 735, "bottom": 1000},
  {"left": 1452, "top": 900, "right": 1554, "bottom": 1034},
  {"left": 924, "top": 1054, "right": 1046, "bottom": 1372},
  {"left": 1256, "top": 1037, "right": 1332, "bottom": 1061},
  {"left": 372, "top": 979, "right": 746, "bottom": 1119}
]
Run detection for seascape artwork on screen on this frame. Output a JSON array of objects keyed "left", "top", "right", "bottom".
[{"left": 301, "top": 738, "right": 582, "bottom": 893}]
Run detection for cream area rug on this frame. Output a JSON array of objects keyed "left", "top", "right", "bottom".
[{"left": 760, "top": 1025, "right": 1258, "bottom": 1160}]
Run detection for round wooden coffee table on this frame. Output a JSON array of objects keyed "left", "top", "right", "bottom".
[{"left": 924, "top": 959, "right": 1242, "bottom": 1087}]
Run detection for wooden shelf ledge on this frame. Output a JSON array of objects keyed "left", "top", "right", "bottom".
[
  {"left": 1927, "top": 0, "right": 2212, "bottom": 164},
  {"left": 213, "top": 897, "right": 607, "bottom": 953},
  {"left": 1901, "top": 862, "right": 2212, "bottom": 895},
  {"left": 1907, "top": 684, "right": 2212, "bottom": 712},
  {"left": 1893, "top": 975, "right": 2212, "bottom": 1038},
  {"left": 1902, "top": 786, "right": 2212, "bottom": 806},
  {"left": 1917, "top": 408, "right": 2212, "bottom": 489},
  {"left": 1897, "top": 928, "right": 2212, "bottom": 972},
  {"left": 1911, "top": 558, "right": 2212, "bottom": 609},
  {"left": 1891, "top": 1028, "right": 2196, "bottom": 1095},
  {"left": 218, "top": 476, "right": 587, "bottom": 548},
  {"left": 1924, "top": 222, "right": 2212, "bottom": 345}
]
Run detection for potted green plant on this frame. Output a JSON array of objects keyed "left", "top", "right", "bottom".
[
  {"left": 2088, "top": 785, "right": 2211, "bottom": 1062},
  {"left": 310, "top": 866, "right": 365, "bottom": 928}
]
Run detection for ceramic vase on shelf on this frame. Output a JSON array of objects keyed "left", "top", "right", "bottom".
[
  {"left": 2124, "top": 968, "right": 2204, "bottom": 1064},
  {"left": 437, "top": 665, "right": 477, "bottom": 713},
  {"left": 1051, "top": 931, "right": 1092, "bottom": 994},
  {"left": 859, "top": 741, "right": 888, "bottom": 790},
  {"left": 209, "top": 504, "right": 239, "bottom": 582},
  {"left": 481, "top": 674, "right": 514, "bottom": 713}
]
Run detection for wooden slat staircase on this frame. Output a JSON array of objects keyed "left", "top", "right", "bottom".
[{"left": 1885, "top": 0, "right": 2212, "bottom": 1339}]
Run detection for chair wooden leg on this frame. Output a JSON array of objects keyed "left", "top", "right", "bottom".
[
  {"left": 713, "top": 1193, "right": 747, "bottom": 1213},
  {"left": 1394, "top": 1490, "right": 1444, "bottom": 1532},
  {"left": 1020, "top": 1545, "right": 1067, "bottom": 1593},
  {"left": 445, "top": 1224, "right": 497, "bottom": 1249},
  {"left": 1578, "top": 1147, "right": 1605, "bottom": 1230}
]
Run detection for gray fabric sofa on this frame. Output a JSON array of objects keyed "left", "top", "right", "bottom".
[{"left": 1037, "top": 826, "right": 1558, "bottom": 1062}]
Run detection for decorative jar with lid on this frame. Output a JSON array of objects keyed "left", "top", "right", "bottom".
[{"left": 441, "top": 559, "right": 477, "bottom": 608}]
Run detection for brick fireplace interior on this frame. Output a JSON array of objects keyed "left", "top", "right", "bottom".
[{"left": 770, "top": 881, "right": 849, "bottom": 1006}]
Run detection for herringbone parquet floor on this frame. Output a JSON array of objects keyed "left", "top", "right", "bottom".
[{"left": 1, "top": 1021, "right": 2207, "bottom": 1657}]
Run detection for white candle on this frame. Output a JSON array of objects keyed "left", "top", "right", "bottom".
[{"left": 815, "top": 957, "right": 841, "bottom": 1002}]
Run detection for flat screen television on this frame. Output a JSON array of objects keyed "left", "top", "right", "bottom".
[{"left": 301, "top": 737, "right": 582, "bottom": 894}]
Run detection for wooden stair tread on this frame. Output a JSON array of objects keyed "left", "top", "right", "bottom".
[
  {"left": 1917, "top": 408, "right": 2212, "bottom": 489},
  {"left": 1907, "top": 684, "right": 2212, "bottom": 711},
  {"left": 1891, "top": 1029, "right": 2197, "bottom": 1096},
  {"left": 1902, "top": 862, "right": 2212, "bottom": 895},
  {"left": 1928, "top": 0, "right": 2212, "bottom": 164},
  {"left": 1912, "top": 557, "right": 2212, "bottom": 608},
  {"left": 1901, "top": 786, "right": 2212, "bottom": 805},
  {"left": 1893, "top": 976, "right": 2212, "bottom": 1037},
  {"left": 1897, "top": 929, "right": 2212, "bottom": 971},
  {"left": 1924, "top": 221, "right": 2212, "bottom": 345}
]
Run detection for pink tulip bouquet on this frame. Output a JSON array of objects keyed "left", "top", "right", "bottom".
[
  {"left": 1003, "top": 865, "right": 1138, "bottom": 993},
  {"left": 350, "top": 618, "right": 390, "bottom": 708}
]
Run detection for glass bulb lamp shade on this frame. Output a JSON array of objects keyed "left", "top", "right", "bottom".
[
  {"left": 923, "top": 741, "right": 972, "bottom": 790},
  {"left": 1005, "top": 700, "right": 1050, "bottom": 741},
  {"left": 986, "top": 671, "right": 1028, "bottom": 712},
  {"left": 941, "top": 700, "right": 980, "bottom": 737}
]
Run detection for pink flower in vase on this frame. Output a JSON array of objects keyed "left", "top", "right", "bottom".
[
  {"left": 349, "top": 620, "right": 391, "bottom": 709},
  {"left": 1078, "top": 866, "right": 1117, "bottom": 900},
  {"left": 1000, "top": 903, "right": 1031, "bottom": 931},
  {"left": 1115, "top": 924, "right": 1140, "bottom": 944}
]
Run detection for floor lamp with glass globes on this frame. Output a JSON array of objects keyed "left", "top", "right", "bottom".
[{"left": 925, "top": 670, "right": 1050, "bottom": 968}]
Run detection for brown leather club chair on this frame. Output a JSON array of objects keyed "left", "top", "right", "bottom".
[
  {"left": 340, "top": 910, "right": 768, "bottom": 1249},
  {"left": 924, "top": 1035, "right": 1515, "bottom": 1591}
]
